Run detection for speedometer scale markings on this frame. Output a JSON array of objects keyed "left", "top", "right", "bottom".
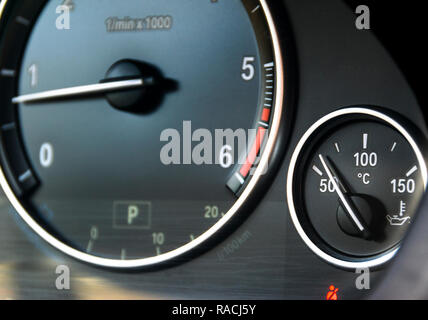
[{"left": 0, "top": 0, "right": 286, "bottom": 268}]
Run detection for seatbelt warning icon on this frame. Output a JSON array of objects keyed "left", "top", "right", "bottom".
[{"left": 326, "top": 285, "right": 339, "bottom": 300}]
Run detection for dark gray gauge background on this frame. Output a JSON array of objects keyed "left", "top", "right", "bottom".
[
  {"left": 302, "top": 121, "right": 424, "bottom": 257},
  {"left": 16, "top": 0, "right": 268, "bottom": 259}
]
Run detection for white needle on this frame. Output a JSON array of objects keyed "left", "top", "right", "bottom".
[
  {"left": 318, "top": 154, "right": 365, "bottom": 232},
  {"left": 12, "top": 78, "right": 144, "bottom": 104}
]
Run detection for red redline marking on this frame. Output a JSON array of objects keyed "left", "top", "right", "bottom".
[
  {"left": 239, "top": 127, "right": 267, "bottom": 178},
  {"left": 261, "top": 108, "right": 271, "bottom": 122}
]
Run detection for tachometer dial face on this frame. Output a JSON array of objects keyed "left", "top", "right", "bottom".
[
  {"left": 0, "top": 0, "right": 286, "bottom": 267},
  {"left": 287, "top": 108, "right": 427, "bottom": 268}
]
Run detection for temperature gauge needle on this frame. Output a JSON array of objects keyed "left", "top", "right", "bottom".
[
  {"left": 318, "top": 154, "right": 369, "bottom": 235},
  {"left": 12, "top": 78, "right": 145, "bottom": 104}
]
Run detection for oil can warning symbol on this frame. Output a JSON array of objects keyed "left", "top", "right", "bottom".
[{"left": 386, "top": 201, "right": 411, "bottom": 226}]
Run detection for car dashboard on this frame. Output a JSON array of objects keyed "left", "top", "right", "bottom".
[{"left": 0, "top": 0, "right": 426, "bottom": 300}]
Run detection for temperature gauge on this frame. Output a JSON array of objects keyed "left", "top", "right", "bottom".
[{"left": 287, "top": 107, "right": 427, "bottom": 268}]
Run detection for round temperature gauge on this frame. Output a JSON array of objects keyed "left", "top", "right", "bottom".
[{"left": 287, "top": 107, "right": 427, "bottom": 268}]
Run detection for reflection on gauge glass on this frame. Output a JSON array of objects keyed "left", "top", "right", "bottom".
[
  {"left": 287, "top": 107, "right": 427, "bottom": 268},
  {"left": 0, "top": 0, "right": 286, "bottom": 267}
]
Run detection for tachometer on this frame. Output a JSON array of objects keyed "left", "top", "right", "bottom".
[{"left": 0, "top": 0, "right": 287, "bottom": 268}]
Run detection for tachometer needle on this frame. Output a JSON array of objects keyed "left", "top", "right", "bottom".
[
  {"left": 318, "top": 154, "right": 366, "bottom": 233},
  {"left": 12, "top": 78, "right": 144, "bottom": 104}
]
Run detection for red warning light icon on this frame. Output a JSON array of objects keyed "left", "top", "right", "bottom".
[{"left": 326, "top": 285, "right": 339, "bottom": 300}]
